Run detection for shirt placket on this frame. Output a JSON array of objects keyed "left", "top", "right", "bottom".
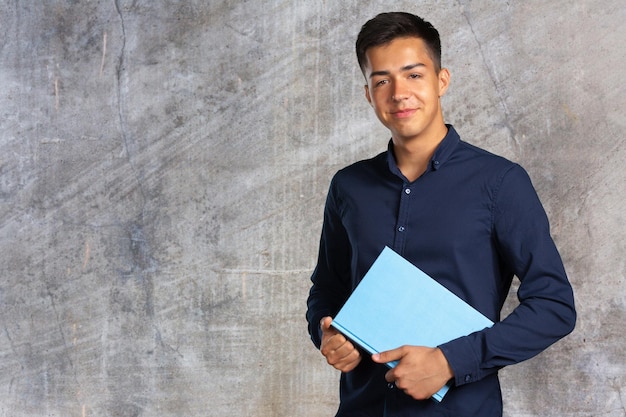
[{"left": 392, "top": 183, "right": 412, "bottom": 254}]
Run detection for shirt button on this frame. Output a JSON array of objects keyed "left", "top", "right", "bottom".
[
  {"left": 465, "top": 375, "right": 472, "bottom": 383},
  {"left": 404, "top": 188, "right": 411, "bottom": 194},
  {"left": 388, "top": 382, "right": 395, "bottom": 389},
  {"left": 398, "top": 226, "right": 405, "bottom": 232}
]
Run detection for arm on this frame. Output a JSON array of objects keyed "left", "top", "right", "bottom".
[
  {"left": 306, "top": 177, "right": 353, "bottom": 348},
  {"left": 439, "top": 164, "right": 576, "bottom": 387},
  {"left": 307, "top": 178, "right": 363, "bottom": 370}
]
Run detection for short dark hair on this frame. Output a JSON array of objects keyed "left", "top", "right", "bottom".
[{"left": 356, "top": 12, "right": 442, "bottom": 74}]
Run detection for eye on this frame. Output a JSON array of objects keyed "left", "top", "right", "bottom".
[
  {"left": 374, "top": 79, "right": 388, "bottom": 87},
  {"left": 409, "top": 73, "right": 421, "bottom": 79}
]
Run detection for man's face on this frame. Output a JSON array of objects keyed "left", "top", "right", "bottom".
[{"left": 364, "top": 36, "right": 450, "bottom": 145}]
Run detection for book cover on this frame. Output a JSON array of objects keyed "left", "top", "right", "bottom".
[{"left": 331, "top": 246, "right": 493, "bottom": 402}]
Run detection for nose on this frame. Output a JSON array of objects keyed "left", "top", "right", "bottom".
[{"left": 391, "top": 79, "right": 408, "bottom": 101}]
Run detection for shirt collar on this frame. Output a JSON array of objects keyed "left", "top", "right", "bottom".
[
  {"left": 431, "top": 124, "right": 460, "bottom": 170},
  {"left": 386, "top": 124, "right": 460, "bottom": 177}
]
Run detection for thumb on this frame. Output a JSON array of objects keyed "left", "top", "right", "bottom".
[
  {"left": 320, "top": 316, "right": 334, "bottom": 332},
  {"left": 372, "top": 346, "right": 404, "bottom": 364}
]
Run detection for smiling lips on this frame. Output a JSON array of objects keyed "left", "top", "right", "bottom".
[{"left": 391, "top": 108, "right": 417, "bottom": 118}]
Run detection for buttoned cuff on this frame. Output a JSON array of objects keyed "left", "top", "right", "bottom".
[{"left": 439, "top": 336, "right": 482, "bottom": 387}]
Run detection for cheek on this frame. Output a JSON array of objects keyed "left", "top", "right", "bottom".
[
  {"left": 371, "top": 104, "right": 389, "bottom": 124},
  {"left": 370, "top": 91, "right": 389, "bottom": 108}
]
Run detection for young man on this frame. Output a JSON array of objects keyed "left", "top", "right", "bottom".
[{"left": 306, "top": 12, "right": 576, "bottom": 416}]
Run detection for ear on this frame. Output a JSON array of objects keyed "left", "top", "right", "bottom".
[
  {"left": 438, "top": 68, "right": 450, "bottom": 97},
  {"left": 364, "top": 84, "right": 373, "bottom": 106}
]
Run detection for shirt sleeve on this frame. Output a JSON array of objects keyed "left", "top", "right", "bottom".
[
  {"left": 438, "top": 164, "right": 576, "bottom": 387},
  {"left": 306, "top": 176, "right": 353, "bottom": 349}
]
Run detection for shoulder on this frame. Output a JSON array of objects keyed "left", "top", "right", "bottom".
[
  {"left": 452, "top": 139, "right": 525, "bottom": 181},
  {"left": 331, "top": 151, "right": 387, "bottom": 186},
  {"left": 456, "top": 140, "right": 514, "bottom": 167},
  {"left": 456, "top": 142, "right": 543, "bottom": 212},
  {"left": 442, "top": 125, "right": 517, "bottom": 174}
]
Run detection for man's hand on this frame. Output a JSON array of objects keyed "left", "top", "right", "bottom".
[
  {"left": 320, "top": 316, "right": 362, "bottom": 372},
  {"left": 372, "top": 346, "right": 454, "bottom": 400}
]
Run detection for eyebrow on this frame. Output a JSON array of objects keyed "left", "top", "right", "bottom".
[{"left": 368, "top": 63, "right": 426, "bottom": 79}]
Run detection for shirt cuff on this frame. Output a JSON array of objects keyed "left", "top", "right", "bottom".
[{"left": 439, "top": 336, "right": 482, "bottom": 387}]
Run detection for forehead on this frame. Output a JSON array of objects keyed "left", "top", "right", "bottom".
[{"left": 364, "top": 36, "right": 434, "bottom": 73}]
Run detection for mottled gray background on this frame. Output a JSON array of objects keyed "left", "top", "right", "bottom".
[{"left": 0, "top": 1, "right": 624, "bottom": 416}]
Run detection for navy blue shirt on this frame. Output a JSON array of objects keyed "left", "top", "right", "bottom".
[{"left": 307, "top": 126, "right": 576, "bottom": 416}]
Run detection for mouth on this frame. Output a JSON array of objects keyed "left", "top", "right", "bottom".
[{"left": 391, "top": 108, "right": 417, "bottom": 118}]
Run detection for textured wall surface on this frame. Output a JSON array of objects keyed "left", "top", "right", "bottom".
[{"left": 1, "top": 1, "right": 624, "bottom": 416}]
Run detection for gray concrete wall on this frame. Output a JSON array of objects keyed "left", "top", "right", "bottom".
[{"left": 0, "top": 1, "right": 624, "bottom": 416}]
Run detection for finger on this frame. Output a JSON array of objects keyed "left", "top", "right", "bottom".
[
  {"left": 332, "top": 345, "right": 362, "bottom": 372},
  {"left": 372, "top": 346, "right": 404, "bottom": 364},
  {"left": 321, "top": 332, "right": 349, "bottom": 358},
  {"left": 326, "top": 336, "right": 353, "bottom": 358},
  {"left": 384, "top": 368, "right": 395, "bottom": 383},
  {"left": 324, "top": 340, "right": 357, "bottom": 368},
  {"left": 335, "top": 343, "right": 359, "bottom": 362}
]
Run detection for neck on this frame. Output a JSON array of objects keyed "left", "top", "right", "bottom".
[{"left": 392, "top": 123, "right": 448, "bottom": 182}]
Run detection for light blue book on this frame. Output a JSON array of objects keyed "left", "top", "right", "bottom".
[{"left": 331, "top": 246, "right": 493, "bottom": 402}]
